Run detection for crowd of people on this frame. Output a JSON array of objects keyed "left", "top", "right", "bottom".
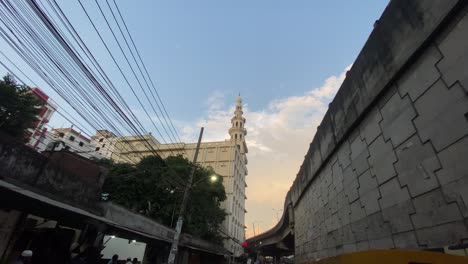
[{"left": 107, "top": 255, "right": 140, "bottom": 264}]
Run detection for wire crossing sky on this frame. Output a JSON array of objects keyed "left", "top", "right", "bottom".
[
  {"left": 0, "top": 0, "right": 193, "bottom": 189},
  {"left": 0, "top": 0, "right": 389, "bottom": 237}
]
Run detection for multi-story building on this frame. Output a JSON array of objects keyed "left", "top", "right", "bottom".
[
  {"left": 39, "top": 127, "right": 101, "bottom": 160},
  {"left": 26, "top": 87, "right": 57, "bottom": 150},
  {"left": 90, "top": 129, "right": 117, "bottom": 160},
  {"left": 97, "top": 96, "right": 248, "bottom": 257}
]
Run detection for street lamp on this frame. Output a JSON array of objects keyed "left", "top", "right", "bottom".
[
  {"left": 169, "top": 174, "right": 219, "bottom": 193},
  {"left": 192, "top": 174, "right": 219, "bottom": 187},
  {"left": 168, "top": 173, "right": 220, "bottom": 228},
  {"left": 210, "top": 174, "right": 218, "bottom": 182}
]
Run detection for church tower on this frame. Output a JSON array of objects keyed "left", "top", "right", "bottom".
[{"left": 229, "top": 95, "right": 248, "bottom": 154}]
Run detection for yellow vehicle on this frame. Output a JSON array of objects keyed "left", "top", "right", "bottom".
[{"left": 309, "top": 250, "right": 468, "bottom": 264}]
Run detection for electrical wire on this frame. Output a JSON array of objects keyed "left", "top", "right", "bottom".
[{"left": 0, "top": 0, "right": 191, "bottom": 188}]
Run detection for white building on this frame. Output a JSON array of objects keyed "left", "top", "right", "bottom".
[
  {"left": 97, "top": 96, "right": 248, "bottom": 257},
  {"left": 90, "top": 129, "right": 117, "bottom": 160},
  {"left": 39, "top": 127, "right": 101, "bottom": 160}
]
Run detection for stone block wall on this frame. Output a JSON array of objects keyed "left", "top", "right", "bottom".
[{"left": 293, "top": 1, "right": 468, "bottom": 262}]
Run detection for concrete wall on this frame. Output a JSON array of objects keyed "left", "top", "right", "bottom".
[
  {"left": 291, "top": 0, "right": 468, "bottom": 262},
  {"left": 103, "top": 203, "right": 229, "bottom": 258},
  {"left": 0, "top": 134, "right": 107, "bottom": 213}
]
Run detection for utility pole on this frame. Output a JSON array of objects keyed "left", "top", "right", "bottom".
[
  {"left": 252, "top": 222, "right": 256, "bottom": 237},
  {"left": 167, "top": 127, "right": 204, "bottom": 264}
]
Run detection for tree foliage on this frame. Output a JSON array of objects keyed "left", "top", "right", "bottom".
[
  {"left": 0, "top": 74, "right": 43, "bottom": 140},
  {"left": 102, "top": 155, "right": 227, "bottom": 243}
]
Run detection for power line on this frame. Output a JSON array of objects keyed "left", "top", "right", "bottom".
[
  {"left": 110, "top": 0, "right": 186, "bottom": 148},
  {"left": 0, "top": 55, "right": 139, "bottom": 164},
  {"left": 0, "top": 0, "right": 191, "bottom": 188},
  {"left": 77, "top": 0, "right": 177, "bottom": 158},
  {"left": 102, "top": 0, "right": 184, "bottom": 153},
  {"left": 94, "top": 0, "right": 175, "bottom": 147},
  {"left": 0, "top": 1, "right": 152, "bottom": 156}
]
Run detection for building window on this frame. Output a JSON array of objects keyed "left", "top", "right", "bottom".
[
  {"left": 95, "top": 147, "right": 100, "bottom": 151},
  {"left": 240, "top": 135, "right": 242, "bottom": 139},
  {"left": 79, "top": 141, "right": 84, "bottom": 147},
  {"left": 236, "top": 122, "right": 238, "bottom": 127},
  {"left": 69, "top": 135, "right": 75, "bottom": 141},
  {"left": 58, "top": 132, "right": 64, "bottom": 138},
  {"left": 102, "top": 144, "right": 106, "bottom": 148},
  {"left": 99, "top": 138, "right": 104, "bottom": 142},
  {"left": 235, "top": 134, "right": 237, "bottom": 140}
]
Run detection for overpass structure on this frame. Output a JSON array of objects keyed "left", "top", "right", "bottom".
[{"left": 247, "top": 0, "right": 468, "bottom": 262}]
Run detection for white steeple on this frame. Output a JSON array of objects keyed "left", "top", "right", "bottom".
[{"left": 229, "top": 94, "right": 247, "bottom": 154}]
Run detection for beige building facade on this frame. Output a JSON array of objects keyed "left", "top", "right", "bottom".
[{"left": 94, "top": 96, "right": 248, "bottom": 257}]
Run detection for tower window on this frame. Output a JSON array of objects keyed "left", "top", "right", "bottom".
[
  {"left": 235, "top": 134, "right": 238, "bottom": 140},
  {"left": 240, "top": 135, "right": 242, "bottom": 139},
  {"left": 236, "top": 122, "right": 238, "bottom": 127}
]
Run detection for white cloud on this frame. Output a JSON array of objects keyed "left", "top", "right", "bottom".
[
  {"left": 180, "top": 66, "right": 350, "bottom": 237},
  {"left": 205, "top": 90, "right": 226, "bottom": 111}
]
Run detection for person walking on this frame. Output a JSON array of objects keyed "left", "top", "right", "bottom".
[
  {"left": 132, "top": 258, "right": 139, "bottom": 264},
  {"left": 108, "top": 254, "right": 119, "bottom": 264},
  {"left": 125, "top": 258, "right": 132, "bottom": 264}
]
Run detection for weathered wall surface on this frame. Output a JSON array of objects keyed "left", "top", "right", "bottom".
[
  {"left": 0, "top": 134, "right": 106, "bottom": 212},
  {"left": 291, "top": 0, "right": 468, "bottom": 262}
]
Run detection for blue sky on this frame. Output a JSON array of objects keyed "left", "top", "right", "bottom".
[
  {"left": 1, "top": 0, "right": 388, "bottom": 127},
  {"left": 114, "top": 0, "right": 387, "bottom": 120},
  {"left": 0, "top": 0, "right": 389, "bottom": 236}
]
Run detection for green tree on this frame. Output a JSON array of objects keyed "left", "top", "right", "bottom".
[
  {"left": 102, "top": 155, "right": 227, "bottom": 243},
  {"left": 0, "top": 74, "right": 43, "bottom": 141}
]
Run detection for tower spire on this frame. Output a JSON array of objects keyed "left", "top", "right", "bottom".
[{"left": 229, "top": 95, "right": 247, "bottom": 153}]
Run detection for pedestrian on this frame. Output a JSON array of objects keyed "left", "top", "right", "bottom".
[
  {"left": 125, "top": 258, "right": 132, "bottom": 264},
  {"left": 132, "top": 258, "right": 138, "bottom": 264},
  {"left": 255, "top": 255, "right": 264, "bottom": 264},
  {"left": 11, "top": 250, "right": 33, "bottom": 264},
  {"left": 247, "top": 258, "right": 252, "bottom": 264},
  {"left": 107, "top": 254, "right": 119, "bottom": 264}
]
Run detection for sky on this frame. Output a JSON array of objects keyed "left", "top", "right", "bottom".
[{"left": 0, "top": 0, "right": 389, "bottom": 238}]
